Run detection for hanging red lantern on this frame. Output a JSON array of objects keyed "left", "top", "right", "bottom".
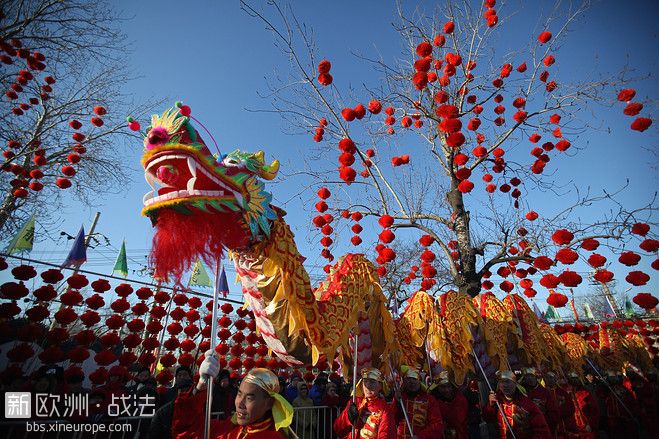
[
  {"left": 60, "top": 289, "right": 83, "bottom": 306},
  {"left": 180, "top": 339, "right": 196, "bottom": 352},
  {"left": 131, "top": 302, "right": 149, "bottom": 315},
  {"left": 89, "top": 368, "right": 108, "bottom": 385},
  {"left": 7, "top": 343, "right": 34, "bottom": 362},
  {"left": 67, "top": 346, "right": 90, "bottom": 363},
  {"left": 105, "top": 314, "right": 125, "bottom": 330},
  {"left": 110, "top": 298, "right": 130, "bottom": 313},
  {"left": 66, "top": 274, "right": 88, "bottom": 289},
  {"left": 1, "top": 281, "right": 29, "bottom": 300},
  {"left": 633, "top": 293, "right": 658, "bottom": 310},
  {"left": 135, "top": 287, "right": 153, "bottom": 300},
  {"left": 94, "top": 349, "right": 117, "bottom": 366},
  {"left": 79, "top": 310, "right": 101, "bottom": 327},
  {"left": 40, "top": 268, "right": 64, "bottom": 284},
  {"left": 115, "top": 283, "right": 133, "bottom": 298},
  {"left": 54, "top": 307, "right": 77, "bottom": 325},
  {"left": 33, "top": 284, "right": 57, "bottom": 301},
  {"left": 163, "top": 337, "right": 180, "bottom": 351},
  {"left": 546, "top": 290, "right": 568, "bottom": 308},
  {"left": 142, "top": 336, "right": 160, "bottom": 350},
  {"left": 75, "top": 329, "right": 96, "bottom": 346},
  {"left": 11, "top": 265, "right": 37, "bottom": 281},
  {"left": 91, "top": 278, "right": 111, "bottom": 293},
  {"left": 119, "top": 351, "right": 138, "bottom": 366},
  {"left": 85, "top": 293, "right": 105, "bottom": 309},
  {"left": 170, "top": 307, "right": 186, "bottom": 321}
]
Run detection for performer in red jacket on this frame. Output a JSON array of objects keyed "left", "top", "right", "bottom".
[
  {"left": 394, "top": 367, "right": 444, "bottom": 439},
  {"left": 334, "top": 367, "right": 396, "bottom": 439},
  {"left": 520, "top": 368, "right": 560, "bottom": 434},
  {"left": 430, "top": 371, "right": 468, "bottom": 439},
  {"left": 544, "top": 371, "right": 578, "bottom": 438},
  {"left": 563, "top": 372, "right": 600, "bottom": 439},
  {"left": 482, "top": 370, "right": 551, "bottom": 439},
  {"left": 172, "top": 351, "right": 293, "bottom": 439},
  {"left": 601, "top": 371, "right": 639, "bottom": 439}
]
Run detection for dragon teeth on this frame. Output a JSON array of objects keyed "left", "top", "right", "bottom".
[
  {"left": 187, "top": 177, "right": 197, "bottom": 193},
  {"left": 187, "top": 156, "right": 197, "bottom": 177}
]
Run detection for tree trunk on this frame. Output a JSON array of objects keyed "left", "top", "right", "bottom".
[{"left": 447, "top": 187, "right": 481, "bottom": 297}]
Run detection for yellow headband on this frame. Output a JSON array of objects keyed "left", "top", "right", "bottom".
[
  {"left": 242, "top": 368, "right": 293, "bottom": 431},
  {"left": 403, "top": 368, "right": 421, "bottom": 380},
  {"left": 361, "top": 367, "right": 384, "bottom": 382}
]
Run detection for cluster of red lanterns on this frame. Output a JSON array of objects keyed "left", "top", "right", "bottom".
[
  {"left": 374, "top": 215, "right": 396, "bottom": 277},
  {"left": 616, "top": 88, "right": 652, "bottom": 132},
  {"left": 317, "top": 59, "right": 332, "bottom": 86},
  {"left": 312, "top": 118, "right": 327, "bottom": 143},
  {"left": 1, "top": 35, "right": 107, "bottom": 198},
  {"left": 313, "top": 187, "right": 334, "bottom": 272},
  {"left": 343, "top": 210, "right": 363, "bottom": 246}
]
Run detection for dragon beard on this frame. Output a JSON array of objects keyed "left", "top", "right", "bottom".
[{"left": 150, "top": 208, "right": 251, "bottom": 283}]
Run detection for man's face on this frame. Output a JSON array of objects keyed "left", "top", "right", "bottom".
[
  {"left": 235, "top": 381, "right": 274, "bottom": 426},
  {"left": 403, "top": 376, "right": 421, "bottom": 393},
  {"left": 298, "top": 383, "right": 309, "bottom": 397},
  {"left": 521, "top": 374, "right": 538, "bottom": 388},
  {"left": 499, "top": 379, "right": 516, "bottom": 397},
  {"left": 585, "top": 373, "right": 594, "bottom": 383},
  {"left": 568, "top": 377, "right": 581, "bottom": 387},
  {"left": 544, "top": 374, "right": 557, "bottom": 388},
  {"left": 137, "top": 371, "right": 150, "bottom": 382},
  {"left": 291, "top": 377, "right": 300, "bottom": 387},
  {"left": 436, "top": 383, "right": 455, "bottom": 400},
  {"left": 362, "top": 378, "right": 381, "bottom": 399},
  {"left": 176, "top": 370, "right": 191, "bottom": 383}
]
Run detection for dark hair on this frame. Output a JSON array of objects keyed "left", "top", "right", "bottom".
[{"left": 175, "top": 366, "right": 192, "bottom": 376}]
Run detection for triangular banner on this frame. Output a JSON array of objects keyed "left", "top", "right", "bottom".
[
  {"left": 188, "top": 259, "right": 212, "bottom": 287},
  {"left": 5, "top": 215, "right": 36, "bottom": 254},
  {"left": 62, "top": 226, "right": 87, "bottom": 268},
  {"left": 112, "top": 240, "right": 128, "bottom": 277}
]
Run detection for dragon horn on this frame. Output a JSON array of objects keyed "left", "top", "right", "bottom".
[
  {"left": 260, "top": 159, "right": 280, "bottom": 180},
  {"left": 254, "top": 150, "right": 265, "bottom": 162}
]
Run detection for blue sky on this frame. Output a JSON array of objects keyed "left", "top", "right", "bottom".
[{"left": 2, "top": 0, "right": 657, "bottom": 314}]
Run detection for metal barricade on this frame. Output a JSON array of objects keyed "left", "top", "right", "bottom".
[{"left": 290, "top": 406, "right": 340, "bottom": 439}]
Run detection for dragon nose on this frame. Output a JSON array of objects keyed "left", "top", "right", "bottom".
[{"left": 148, "top": 130, "right": 166, "bottom": 145}]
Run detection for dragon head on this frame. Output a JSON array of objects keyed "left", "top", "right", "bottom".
[{"left": 140, "top": 103, "right": 280, "bottom": 281}]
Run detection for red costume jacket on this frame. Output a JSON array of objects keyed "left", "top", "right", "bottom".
[
  {"left": 334, "top": 396, "right": 396, "bottom": 439},
  {"left": 171, "top": 388, "right": 285, "bottom": 439},
  {"left": 482, "top": 391, "right": 551, "bottom": 439},
  {"left": 603, "top": 384, "right": 639, "bottom": 438},
  {"left": 435, "top": 391, "right": 468, "bottom": 439},
  {"left": 632, "top": 381, "right": 658, "bottom": 435},
  {"left": 547, "top": 385, "right": 578, "bottom": 437},
  {"left": 526, "top": 385, "right": 560, "bottom": 433},
  {"left": 563, "top": 385, "right": 599, "bottom": 439},
  {"left": 394, "top": 391, "right": 444, "bottom": 439}
]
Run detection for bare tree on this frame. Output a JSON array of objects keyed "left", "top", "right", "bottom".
[
  {"left": 0, "top": 0, "right": 155, "bottom": 236},
  {"left": 241, "top": 0, "right": 657, "bottom": 306}
]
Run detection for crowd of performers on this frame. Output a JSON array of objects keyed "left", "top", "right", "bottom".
[{"left": 171, "top": 351, "right": 659, "bottom": 439}]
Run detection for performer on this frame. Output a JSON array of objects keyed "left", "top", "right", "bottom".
[
  {"left": 519, "top": 368, "right": 559, "bottom": 434},
  {"left": 563, "top": 372, "right": 599, "bottom": 439},
  {"left": 482, "top": 370, "right": 551, "bottom": 439},
  {"left": 543, "top": 371, "right": 578, "bottom": 438},
  {"left": 334, "top": 367, "right": 396, "bottom": 439},
  {"left": 430, "top": 371, "right": 468, "bottom": 439},
  {"left": 601, "top": 371, "right": 639, "bottom": 439},
  {"left": 171, "top": 351, "right": 293, "bottom": 439},
  {"left": 394, "top": 367, "right": 443, "bottom": 439}
]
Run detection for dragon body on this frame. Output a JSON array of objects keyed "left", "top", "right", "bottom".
[{"left": 139, "top": 104, "right": 653, "bottom": 378}]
